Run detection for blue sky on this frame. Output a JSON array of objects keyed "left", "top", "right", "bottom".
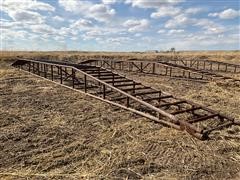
[{"left": 0, "top": 0, "right": 240, "bottom": 51}]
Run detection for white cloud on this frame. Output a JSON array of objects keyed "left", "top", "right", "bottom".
[
  {"left": 30, "top": 24, "right": 57, "bottom": 34},
  {"left": 8, "top": 10, "right": 45, "bottom": 24},
  {"left": 52, "top": 16, "right": 65, "bottom": 22},
  {"left": 70, "top": 19, "right": 93, "bottom": 30},
  {"left": 82, "top": 29, "right": 106, "bottom": 40},
  {"left": 168, "top": 29, "right": 185, "bottom": 35},
  {"left": 1, "top": 29, "right": 29, "bottom": 41},
  {"left": 208, "top": 9, "right": 240, "bottom": 19},
  {"left": 58, "top": 0, "right": 91, "bottom": 12},
  {"left": 59, "top": 0, "right": 115, "bottom": 22},
  {"left": 125, "top": 0, "right": 185, "bottom": 9},
  {"left": 151, "top": 6, "right": 181, "bottom": 18},
  {"left": 158, "top": 29, "right": 166, "bottom": 33},
  {"left": 123, "top": 19, "right": 149, "bottom": 32},
  {"left": 89, "top": 4, "right": 116, "bottom": 22},
  {"left": 165, "top": 14, "right": 193, "bottom": 28},
  {"left": 185, "top": 7, "right": 204, "bottom": 14},
  {"left": 0, "top": 19, "right": 22, "bottom": 29},
  {"left": 195, "top": 19, "right": 226, "bottom": 34},
  {"left": 208, "top": 13, "right": 218, "bottom": 17},
  {"left": 106, "top": 37, "right": 133, "bottom": 44},
  {"left": 0, "top": 0, "right": 55, "bottom": 12},
  {"left": 0, "top": 0, "right": 54, "bottom": 24},
  {"left": 102, "top": 0, "right": 118, "bottom": 4},
  {"left": 165, "top": 14, "right": 226, "bottom": 35},
  {"left": 218, "top": 9, "right": 239, "bottom": 19},
  {"left": 151, "top": 6, "right": 204, "bottom": 19}
]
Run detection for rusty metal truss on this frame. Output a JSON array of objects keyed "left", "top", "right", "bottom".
[
  {"left": 12, "top": 58, "right": 240, "bottom": 140},
  {"left": 158, "top": 58, "right": 240, "bottom": 73},
  {"left": 80, "top": 59, "right": 239, "bottom": 82}
]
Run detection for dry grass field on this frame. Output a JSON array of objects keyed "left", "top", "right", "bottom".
[{"left": 0, "top": 51, "right": 240, "bottom": 179}]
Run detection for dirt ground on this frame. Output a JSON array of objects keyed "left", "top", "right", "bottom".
[{"left": 0, "top": 52, "right": 240, "bottom": 179}]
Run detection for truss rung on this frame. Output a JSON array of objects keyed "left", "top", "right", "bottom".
[
  {"left": 105, "top": 79, "right": 133, "bottom": 83},
  {"left": 188, "top": 114, "right": 219, "bottom": 123},
  {"left": 13, "top": 58, "right": 239, "bottom": 140},
  {"left": 96, "top": 90, "right": 113, "bottom": 95},
  {"left": 99, "top": 77, "right": 124, "bottom": 80},
  {"left": 172, "top": 107, "right": 202, "bottom": 115},
  {"left": 84, "top": 69, "right": 105, "bottom": 72},
  {"left": 121, "top": 87, "right": 151, "bottom": 92},
  {"left": 111, "top": 96, "right": 127, "bottom": 101},
  {"left": 158, "top": 100, "right": 186, "bottom": 107},
  {"left": 133, "top": 91, "right": 161, "bottom": 96},
  {"left": 77, "top": 67, "right": 100, "bottom": 70},
  {"left": 92, "top": 74, "right": 115, "bottom": 77},
  {"left": 143, "top": 95, "right": 173, "bottom": 101},
  {"left": 203, "top": 121, "right": 234, "bottom": 134},
  {"left": 85, "top": 70, "right": 107, "bottom": 73},
  {"left": 90, "top": 72, "right": 114, "bottom": 76},
  {"left": 114, "top": 83, "right": 141, "bottom": 87}
]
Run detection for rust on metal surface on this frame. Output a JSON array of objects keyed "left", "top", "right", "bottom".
[
  {"left": 80, "top": 59, "right": 240, "bottom": 82},
  {"left": 12, "top": 58, "right": 240, "bottom": 140},
  {"left": 158, "top": 58, "right": 240, "bottom": 73}
]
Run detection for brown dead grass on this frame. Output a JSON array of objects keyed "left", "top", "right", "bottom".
[{"left": 0, "top": 51, "right": 240, "bottom": 179}]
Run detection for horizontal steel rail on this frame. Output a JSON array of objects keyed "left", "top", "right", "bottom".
[
  {"left": 157, "top": 61, "right": 240, "bottom": 82},
  {"left": 158, "top": 58, "right": 240, "bottom": 73},
  {"left": 81, "top": 59, "right": 239, "bottom": 82},
  {"left": 81, "top": 59, "right": 212, "bottom": 82},
  {"left": 12, "top": 58, "right": 240, "bottom": 140}
]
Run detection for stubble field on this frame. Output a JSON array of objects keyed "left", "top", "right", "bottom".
[{"left": 0, "top": 51, "right": 240, "bottom": 179}]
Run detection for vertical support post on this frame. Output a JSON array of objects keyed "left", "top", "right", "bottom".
[
  {"left": 103, "top": 85, "right": 106, "bottom": 99},
  {"left": 133, "top": 82, "right": 136, "bottom": 94},
  {"left": 110, "top": 61, "right": 113, "bottom": 69},
  {"left": 44, "top": 64, "right": 47, "bottom": 78},
  {"left": 183, "top": 70, "right": 185, "bottom": 78},
  {"left": 28, "top": 62, "right": 31, "bottom": 72},
  {"left": 218, "top": 63, "right": 220, "bottom": 71},
  {"left": 41, "top": 63, "right": 43, "bottom": 73},
  {"left": 33, "top": 62, "right": 35, "bottom": 73},
  {"left": 140, "top": 62, "right": 143, "bottom": 72},
  {"left": 37, "top": 63, "right": 40, "bottom": 75},
  {"left": 197, "top": 61, "right": 199, "bottom": 69},
  {"left": 158, "top": 91, "right": 161, "bottom": 105},
  {"left": 152, "top": 63, "right": 156, "bottom": 74},
  {"left": 126, "top": 97, "right": 130, "bottom": 107},
  {"left": 84, "top": 75, "right": 87, "bottom": 93},
  {"left": 203, "top": 61, "right": 206, "bottom": 70},
  {"left": 65, "top": 67, "right": 67, "bottom": 77},
  {"left": 51, "top": 65, "right": 53, "bottom": 81},
  {"left": 165, "top": 67, "right": 168, "bottom": 75},
  {"left": 225, "top": 64, "right": 227, "bottom": 72},
  {"left": 60, "top": 66, "right": 63, "bottom": 84},
  {"left": 98, "top": 68, "right": 100, "bottom": 78},
  {"left": 169, "top": 67, "right": 172, "bottom": 77},
  {"left": 210, "top": 63, "right": 213, "bottom": 71},
  {"left": 72, "top": 68, "right": 75, "bottom": 88},
  {"left": 112, "top": 74, "right": 115, "bottom": 86}
]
